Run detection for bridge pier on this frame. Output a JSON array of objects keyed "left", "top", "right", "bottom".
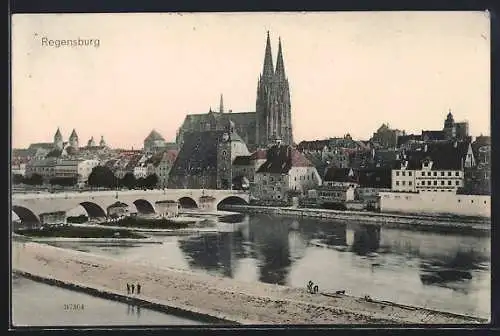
[{"left": 39, "top": 211, "right": 67, "bottom": 226}]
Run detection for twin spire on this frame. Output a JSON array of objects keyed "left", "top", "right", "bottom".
[{"left": 262, "top": 31, "right": 286, "bottom": 79}]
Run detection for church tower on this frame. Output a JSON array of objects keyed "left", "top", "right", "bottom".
[
  {"left": 69, "top": 129, "right": 79, "bottom": 149},
  {"left": 54, "top": 127, "right": 63, "bottom": 150},
  {"left": 256, "top": 32, "right": 293, "bottom": 148},
  {"left": 219, "top": 94, "right": 224, "bottom": 113}
]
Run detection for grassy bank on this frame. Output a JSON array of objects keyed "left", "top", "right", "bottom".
[
  {"left": 15, "top": 226, "right": 147, "bottom": 239},
  {"left": 99, "top": 216, "right": 195, "bottom": 230}
]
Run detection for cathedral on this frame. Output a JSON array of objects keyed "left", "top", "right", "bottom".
[
  {"left": 256, "top": 32, "right": 293, "bottom": 147},
  {"left": 169, "top": 32, "right": 294, "bottom": 189},
  {"left": 176, "top": 32, "right": 294, "bottom": 151}
]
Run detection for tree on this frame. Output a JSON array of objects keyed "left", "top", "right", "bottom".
[
  {"left": 136, "top": 177, "right": 146, "bottom": 189},
  {"left": 24, "top": 173, "right": 43, "bottom": 186},
  {"left": 144, "top": 174, "right": 159, "bottom": 189},
  {"left": 120, "top": 172, "right": 136, "bottom": 190},
  {"left": 49, "top": 177, "right": 77, "bottom": 186},
  {"left": 12, "top": 174, "right": 24, "bottom": 185},
  {"left": 88, "top": 166, "right": 117, "bottom": 189}
]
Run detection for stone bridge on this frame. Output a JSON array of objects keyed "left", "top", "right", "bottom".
[{"left": 12, "top": 189, "right": 249, "bottom": 223}]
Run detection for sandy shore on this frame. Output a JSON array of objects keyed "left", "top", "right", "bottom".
[{"left": 12, "top": 241, "right": 486, "bottom": 325}]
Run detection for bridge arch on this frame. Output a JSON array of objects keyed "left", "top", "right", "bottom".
[
  {"left": 217, "top": 196, "right": 249, "bottom": 210},
  {"left": 79, "top": 202, "right": 107, "bottom": 219},
  {"left": 178, "top": 197, "right": 198, "bottom": 209},
  {"left": 12, "top": 206, "right": 40, "bottom": 224},
  {"left": 133, "top": 199, "right": 156, "bottom": 214}
]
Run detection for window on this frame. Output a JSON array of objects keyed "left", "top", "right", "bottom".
[
  {"left": 402, "top": 172, "right": 406, "bottom": 177},
  {"left": 448, "top": 172, "right": 452, "bottom": 176},
  {"left": 455, "top": 172, "right": 460, "bottom": 176},
  {"left": 428, "top": 181, "right": 432, "bottom": 186},
  {"left": 294, "top": 177, "right": 297, "bottom": 181},
  {"left": 456, "top": 181, "right": 460, "bottom": 185},
  {"left": 433, "top": 172, "right": 437, "bottom": 176},
  {"left": 471, "top": 200, "right": 474, "bottom": 203},
  {"left": 396, "top": 181, "right": 400, "bottom": 186},
  {"left": 433, "top": 181, "right": 437, "bottom": 185},
  {"left": 427, "top": 172, "right": 431, "bottom": 176},
  {"left": 441, "top": 181, "right": 445, "bottom": 185},
  {"left": 458, "top": 199, "right": 461, "bottom": 203},
  {"left": 396, "top": 171, "right": 400, "bottom": 176},
  {"left": 448, "top": 181, "right": 452, "bottom": 185},
  {"left": 409, "top": 181, "right": 412, "bottom": 186},
  {"left": 409, "top": 172, "right": 412, "bottom": 176},
  {"left": 440, "top": 172, "right": 444, "bottom": 176},
  {"left": 402, "top": 181, "right": 406, "bottom": 186},
  {"left": 421, "top": 172, "right": 425, "bottom": 176}
]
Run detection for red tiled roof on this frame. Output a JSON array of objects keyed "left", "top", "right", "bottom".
[
  {"left": 291, "top": 148, "right": 314, "bottom": 167},
  {"left": 250, "top": 149, "right": 267, "bottom": 160}
]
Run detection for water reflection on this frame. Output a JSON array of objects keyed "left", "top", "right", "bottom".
[
  {"left": 351, "top": 224, "right": 381, "bottom": 256},
  {"left": 250, "top": 217, "right": 291, "bottom": 285},
  {"left": 37, "top": 214, "right": 490, "bottom": 319}
]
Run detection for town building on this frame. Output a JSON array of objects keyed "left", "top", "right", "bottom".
[
  {"left": 317, "top": 168, "right": 359, "bottom": 209},
  {"left": 232, "top": 148, "right": 267, "bottom": 189},
  {"left": 463, "top": 135, "right": 491, "bottom": 195},
  {"left": 297, "top": 134, "right": 370, "bottom": 175},
  {"left": 155, "top": 200, "right": 179, "bottom": 218},
  {"left": 251, "top": 145, "right": 321, "bottom": 204},
  {"left": 25, "top": 157, "right": 58, "bottom": 181},
  {"left": 168, "top": 121, "right": 250, "bottom": 189},
  {"left": 144, "top": 130, "right": 169, "bottom": 155},
  {"left": 397, "top": 110, "right": 471, "bottom": 149},
  {"left": 146, "top": 150, "right": 178, "bottom": 188},
  {"left": 11, "top": 162, "right": 27, "bottom": 177},
  {"left": 371, "top": 123, "right": 405, "bottom": 149},
  {"left": 391, "top": 141, "right": 470, "bottom": 193}
]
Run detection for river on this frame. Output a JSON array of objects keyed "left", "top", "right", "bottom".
[{"left": 22, "top": 213, "right": 490, "bottom": 322}]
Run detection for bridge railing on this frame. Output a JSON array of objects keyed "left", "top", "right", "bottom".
[{"left": 12, "top": 188, "right": 250, "bottom": 200}]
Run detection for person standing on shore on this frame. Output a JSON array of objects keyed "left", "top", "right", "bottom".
[
  {"left": 137, "top": 283, "right": 141, "bottom": 295},
  {"left": 131, "top": 284, "right": 135, "bottom": 294},
  {"left": 127, "top": 283, "right": 130, "bottom": 294}
]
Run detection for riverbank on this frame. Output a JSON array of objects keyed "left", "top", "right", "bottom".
[
  {"left": 14, "top": 226, "right": 148, "bottom": 239},
  {"left": 12, "top": 240, "right": 486, "bottom": 325},
  {"left": 221, "top": 205, "right": 490, "bottom": 235}
]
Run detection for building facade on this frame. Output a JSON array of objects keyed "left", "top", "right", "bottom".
[
  {"left": 252, "top": 145, "right": 320, "bottom": 203},
  {"left": 391, "top": 142, "right": 470, "bottom": 193}
]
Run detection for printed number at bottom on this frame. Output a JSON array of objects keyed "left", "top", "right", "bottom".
[{"left": 64, "top": 304, "right": 84, "bottom": 311}]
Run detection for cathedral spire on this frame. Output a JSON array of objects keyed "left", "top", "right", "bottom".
[
  {"left": 275, "top": 37, "right": 286, "bottom": 79},
  {"left": 54, "top": 127, "right": 62, "bottom": 139},
  {"left": 262, "top": 31, "right": 274, "bottom": 78},
  {"left": 219, "top": 93, "right": 224, "bottom": 113}
]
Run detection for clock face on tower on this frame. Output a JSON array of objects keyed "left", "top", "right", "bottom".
[{"left": 222, "top": 132, "right": 229, "bottom": 142}]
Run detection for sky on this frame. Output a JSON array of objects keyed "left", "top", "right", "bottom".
[{"left": 11, "top": 11, "right": 490, "bottom": 149}]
